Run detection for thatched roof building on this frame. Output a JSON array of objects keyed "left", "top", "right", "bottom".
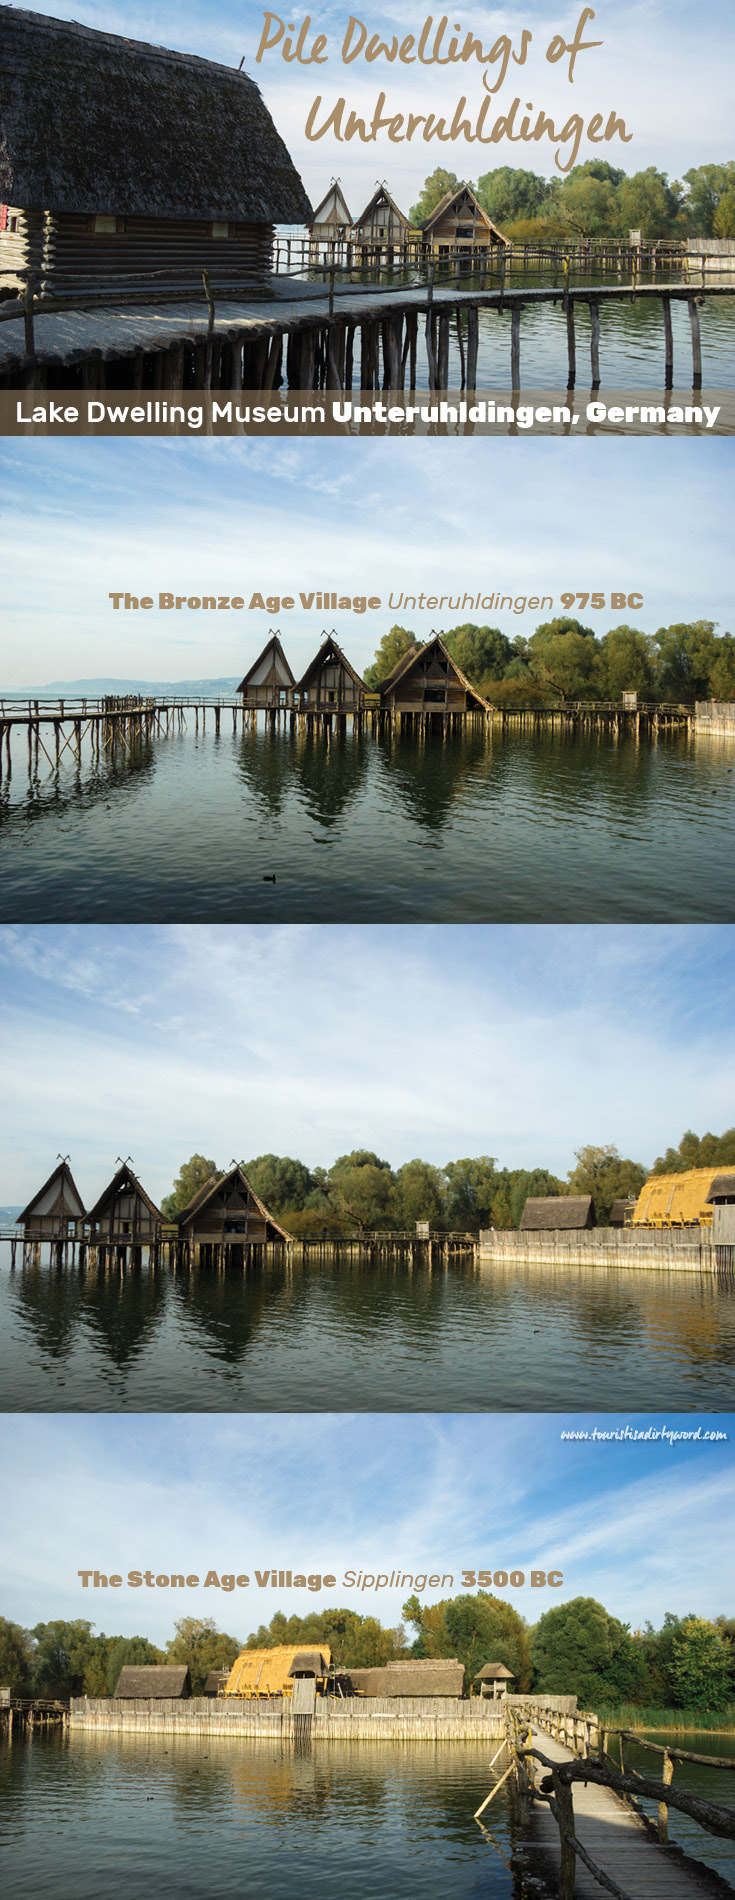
[
  {"left": 379, "top": 634, "right": 490, "bottom": 722},
  {"left": 85, "top": 1163, "right": 162, "bottom": 1246},
  {"left": 176, "top": 1163, "right": 292, "bottom": 1248},
  {"left": 309, "top": 181, "right": 352, "bottom": 241},
  {"left": 225, "top": 1646, "right": 332, "bottom": 1699},
  {"left": 706, "top": 1174, "right": 735, "bottom": 1202},
  {"left": 520, "top": 1195, "right": 596, "bottom": 1231},
  {"left": 203, "top": 1670, "right": 230, "bottom": 1697},
  {"left": 352, "top": 185, "right": 410, "bottom": 245},
  {"left": 422, "top": 183, "right": 508, "bottom": 254},
  {"left": 608, "top": 1197, "right": 637, "bottom": 1227},
  {"left": 294, "top": 634, "right": 366, "bottom": 719},
  {"left": 237, "top": 635, "right": 295, "bottom": 710},
  {"left": 349, "top": 1659, "right": 465, "bottom": 1698},
  {"left": 0, "top": 6, "right": 312, "bottom": 290},
  {"left": 114, "top": 1664, "right": 191, "bottom": 1698},
  {"left": 474, "top": 1662, "right": 514, "bottom": 1699},
  {"left": 19, "top": 1159, "right": 85, "bottom": 1240},
  {"left": 288, "top": 1651, "right": 330, "bottom": 1677}
]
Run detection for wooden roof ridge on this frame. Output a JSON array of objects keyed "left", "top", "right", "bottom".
[
  {"left": 236, "top": 631, "right": 295, "bottom": 694},
  {"left": 86, "top": 1162, "right": 163, "bottom": 1224},
  {"left": 311, "top": 180, "right": 352, "bottom": 225},
  {"left": 422, "top": 183, "right": 508, "bottom": 242},
  {"left": 19, "top": 1158, "right": 86, "bottom": 1224},
  {"left": 176, "top": 1163, "right": 293, "bottom": 1241},
  {"left": 0, "top": 5, "right": 313, "bottom": 225},
  {"left": 353, "top": 182, "right": 410, "bottom": 229},
  {"left": 380, "top": 631, "right": 491, "bottom": 708},
  {"left": 294, "top": 631, "right": 366, "bottom": 694}
]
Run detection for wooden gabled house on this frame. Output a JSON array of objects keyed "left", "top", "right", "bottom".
[
  {"left": 0, "top": 5, "right": 312, "bottom": 294},
  {"left": 19, "top": 1159, "right": 85, "bottom": 1259},
  {"left": 85, "top": 1163, "right": 163, "bottom": 1262},
  {"left": 237, "top": 634, "right": 295, "bottom": 719},
  {"left": 421, "top": 184, "right": 508, "bottom": 256},
  {"left": 352, "top": 184, "right": 410, "bottom": 250},
  {"left": 309, "top": 180, "right": 353, "bottom": 247},
  {"left": 176, "top": 1163, "right": 293, "bottom": 1266},
  {"left": 378, "top": 633, "right": 490, "bottom": 732},
  {"left": 294, "top": 634, "right": 366, "bottom": 728}
]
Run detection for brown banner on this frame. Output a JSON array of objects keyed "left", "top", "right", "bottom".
[{"left": 3, "top": 388, "right": 733, "bottom": 436}]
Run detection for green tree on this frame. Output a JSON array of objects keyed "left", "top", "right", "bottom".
[
  {"left": 165, "top": 1617, "right": 242, "bottom": 1695},
  {"left": 409, "top": 169, "right": 462, "bottom": 226},
  {"left": 708, "top": 635, "right": 735, "bottom": 700},
  {"left": 475, "top": 166, "right": 557, "bottom": 226},
  {"left": 243, "top": 1154, "right": 314, "bottom": 1213},
  {"left": 531, "top": 1596, "right": 647, "bottom": 1706},
  {"left": 327, "top": 1151, "right": 396, "bottom": 1232},
  {"left": 652, "top": 1128, "right": 735, "bottom": 1174},
  {"left": 509, "top": 1169, "right": 565, "bottom": 1228},
  {"left": 31, "top": 1620, "right": 101, "bottom": 1699},
  {"left": 394, "top": 1159, "right": 447, "bottom": 1230},
  {"left": 713, "top": 192, "right": 735, "bottom": 238},
  {"left": 600, "top": 625, "right": 656, "bottom": 699},
  {"left": 364, "top": 625, "right": 416, "bottom": 689},
  {"left": 243, "top": 1606, "right": 406, "bottom": 1669},
  {"left": 557, "top": 168, "right": 620, "bottom": 238},
  {"left": 669, "top": 1617, "right": 732, "bottom": 1710},
  {"left": 404, "top": 1590, "right": 532, "bottom": 1690},
  {"left": 105, "top": 1634, "right": 165, "bottom": 1697},
  {"left": 443, "top": 623, "right": 513, "bottom": 685},
  {"left": 682, "top": 163, "right": 735, "bottom": 236},
  {"left": 443, "top": 1157, "right": 500, "bottom": 1231},
  {"left": 0, "top": 1616, "right": 35, "bottom": 1695},
  {"left": 161, "top": 1154, "right": 220, "bottom": 1220},
  {"left": 653, "top": 621, "right": 722, "bottom": 702},
  {"left": 528, "top": 620, "right": 603, "bottom": 700},
  {"left": 567, "top": 1145, "right": 647, "bottom": 1225},
  {"left": 616, "top": 168, "right": 678, "bottom": 237}
]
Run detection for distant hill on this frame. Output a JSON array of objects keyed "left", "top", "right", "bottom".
[{"left": 2, "top": 677, "right": 242, "bottom": 695}]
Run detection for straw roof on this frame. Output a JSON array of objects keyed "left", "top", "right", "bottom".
[
  {"left": 114, "top": 1664, "right": 191, "bottom": 1698},
  {"left": 474, "top": 1662, "right": 515, "bottom": 1681},
  {"left": 19, "top": 1159, "right": 85, "bottom": 1224},
  {"left": 353, "top": 184, "right": 410, "bottom": 230},
  {"left": 287, "top": 1651, "right": 329, "bottom": 1676},
  {"left": 379, "top": 633, "right": 490, "bottom": 711},
  {"left": 0, "top": 6, "right": 312, "bottom": 224},
  {"left": 176, "top": 1163, "right": 293, "bottom": 1242},
  {"left": 237, "top": 634, "right": 295, "bottom": 695},
  {"left": 203, "top": 1670, "right": 230, "bottom": 1695},
  {"left": 608, "top": 1198, "right": 636, "bottom": 1226},
  {"left": 86, "top": 1163, "right": 162, "bottom": 1225},
  {"left": 350, "top": 1659, "right": 464, "bottom": 1697},
  {"left": 520, "top": 1195, "right": 596, "bottom": 1231},
  {"left": 706, "top": 1174, "right": 735, "bottom": 1201},
  {"left": 294, "top": 633, "right": 366, "bottom": 696},
  {"left": 422, "top": 183, "right": 508, "bottom": 244}
]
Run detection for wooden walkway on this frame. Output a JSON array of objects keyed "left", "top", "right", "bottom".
[{"left": 527, "top": 1728, "right": 725, "bottom": 1898}]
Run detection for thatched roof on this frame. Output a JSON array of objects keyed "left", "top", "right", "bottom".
[
  {"left": 706, "top": 1174, "right": 735, "bottom": 1201},
  {"left": 520, "top": 1195, "right": 596, "bottom": 1231},
  {"left": 608, "top": 1197, "right": 636, "bottom": 1226},
  {"left": 19, "top": 1159, "right": 85, "bottom": 1224},
  {"left": 350, "top": 1659, "right": 464, "bottom": 1697},
  {"left": 0, "top": 6, "right": 312, "bottom": 224},
  {"left": 203, "top": 1670, "right": 230, "bottom": 1695},
  {"left": 474, "top": 1662, "right": 515, "bottom": 1681},
  {"left": 237, "top": 634, "right": 295, "bottom": 695},
  {"left": 114, "top": 1664, "right": 191, "bottom": 1698},
  {"left": 288, "top": 1651, "right": 329, "bottom": 1676},
  {"left": 379, "top": 633, "right": 490, "bottom": 711},
  {"left": 422, "top": 183, "right": 508, "bottom": 244},
  {"left": 294, "top": 633, "right": 366, "bottom": 696},
  {"left": 86, "top": 1163, "right": 162, "bottom": 1225},
  {"left": 353, "top": 184, "right": 409, "bottom": 230},
  {"left": 176, "top": 1163, "right": 293, "bottom": 1242}
]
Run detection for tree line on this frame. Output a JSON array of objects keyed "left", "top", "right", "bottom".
[
  {"left": 364, "top": 619, "right": 735, "bottom": 708},
  {"left": 2, "top": 1596, "right": 732, "bottom": 1714},
  {"left": 410, "top": 161, "right": 735, "bottom": 243},
  {"left": 161, "top": 1129, "right": 735, "bottom": 1237}
]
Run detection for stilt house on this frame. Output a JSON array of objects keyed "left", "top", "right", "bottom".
[
  {"left": 85, "top": 1163, "right": 162, "bottom": 1247},
  {"left": 421, "top": 184, "right": 508, "bottom": 256},
  {"left": 474, "top": 1662, "right": 515, "bottom": 1700},
  {"left": 378, "top": 633, "right": 490, "bottom": 722},
  {"left": 520, "top": 1195, "right": 596, "bottom": 1231},
  {"left": 294, "top": 635, "right": 366, "bottom": 718},
  {"left": 237, "top": 635, "right": 295, "bottom": 711},
  {"left": 114, "top": 1665, "right": 192, "bottom": 1699},
  {"left": 19, "top": 1159, "right": 85, "bottom": 1241},
  {"left": 352, "top": 185, "right": 410, "bottom": 247},
  {"left": 309, "top": 181, "right": 352, "bottom": 245},
  {"left": 176, "top": 1164, "right": 292, "bottom": 1251},
  {"left": 0, "top": 6, "right": 312, "bottom": 293}
]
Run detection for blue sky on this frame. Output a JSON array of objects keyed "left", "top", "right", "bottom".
[
  {"left": 1, "top": 923, "right": 733, "bottom": 1203},
  {"left": 28, "top": 2, "right": 735, "bottom": 209},
  {"left": 0, "top": 1411, "right": 731, "bottom": 1637},
  {"left": 1, "top": 439, "right": 731, "bottom": 685}
]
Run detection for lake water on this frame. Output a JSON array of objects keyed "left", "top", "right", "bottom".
[
  {"left": 0, "top": 1733, "right": 512, "bottom": 1900},
  {"left": 1, "top": 724, "right": 734, "bottom": 923},
  {"left": 2, "top": 1248, "right": 733, "bottom": 1412}
]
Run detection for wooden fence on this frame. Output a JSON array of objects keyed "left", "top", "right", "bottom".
[{"left": 69, "top": 1693, "right": 505, "bottom": 1742}]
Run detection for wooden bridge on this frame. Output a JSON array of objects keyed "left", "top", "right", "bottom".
[{"left": 485, "top": 1703, "right": 735, "bottom": 1898}]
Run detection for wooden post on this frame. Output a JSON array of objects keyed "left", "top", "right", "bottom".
[
  {"left": 589, "top": 301, "right": 600, "bottom": 387},
  {"left": 688, "top": 297, "right": 702, "bottom": 387},
  {"left": 437, "top": 312, "right": 450, "bottom": 388},
  {"left": 466, "top": 306, "right": 479, "bottom": 391},
  {"left": 510, "top": 306, "right": 521, "bottom": 389},
  {"left": 663, "top": 294, "right": 673, "bottom": 388},
  {"left": 658, "top": 1751, "right": 674, "bottom": 1842},
  {"left": 554, "top": 1774, "right": 577, "bottom": 1900},
  {"left": 566, "top": 299, "right": 576, "bottom": 388}
]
